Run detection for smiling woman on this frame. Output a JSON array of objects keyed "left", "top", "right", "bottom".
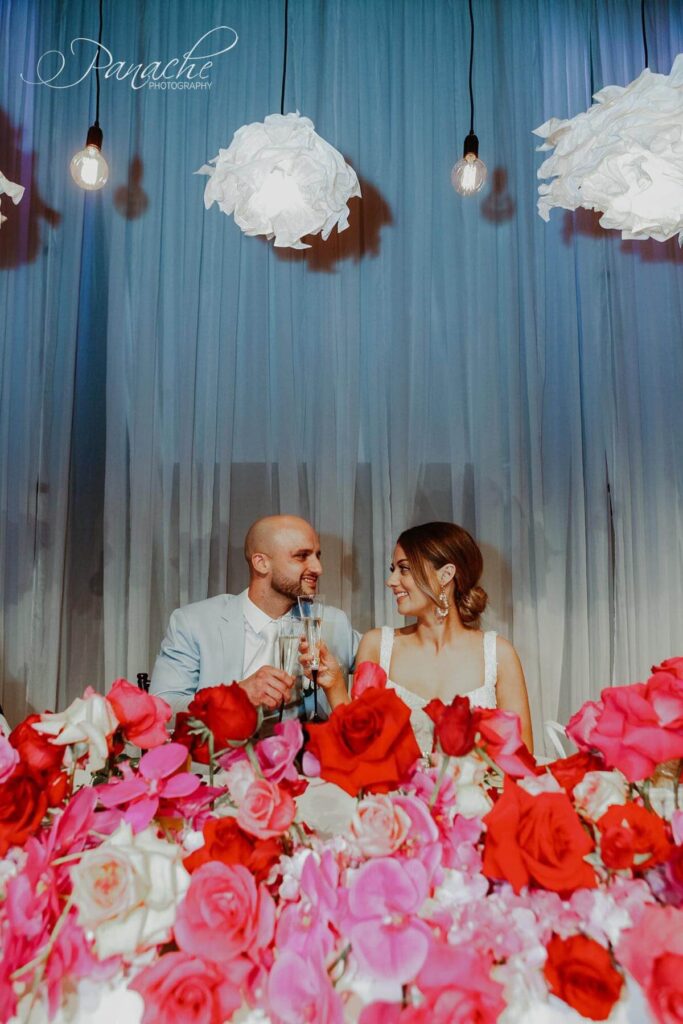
[{"left": 312, "top": 522, "right": 533, "bottom": 754}]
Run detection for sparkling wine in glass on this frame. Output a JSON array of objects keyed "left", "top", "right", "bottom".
[
  {"left": 297, "top": 595, "right": 325, "bottom": 719},
  {"left": 277, "top": 618, "right": 303, "bottom": 721}
]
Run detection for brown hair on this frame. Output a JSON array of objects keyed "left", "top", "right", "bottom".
[{"left": 396, "top": 521, "right": 488, "bottom": 628}]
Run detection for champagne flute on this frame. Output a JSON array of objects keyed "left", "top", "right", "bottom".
[
  {"left": 297, "top": 595, "right": 325, "bottom": 720},
  {"left": 277, "top": 617, "right": 303, "bottom": 722}
]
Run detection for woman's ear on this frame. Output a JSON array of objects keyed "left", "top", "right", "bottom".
[{"left": 438, "top": 563, "right": 456, "bottom": 587}]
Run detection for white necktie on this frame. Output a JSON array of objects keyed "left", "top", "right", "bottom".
[{"left": 260, "top": 619, "right": 280, "bottom": 669}]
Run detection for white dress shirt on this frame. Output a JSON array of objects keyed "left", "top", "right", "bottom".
[{"left": 241, "top": 590, "right": 281, "bottom": 678}]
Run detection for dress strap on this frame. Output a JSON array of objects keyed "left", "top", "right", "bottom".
[
  {"left": 483, "top": 630, "right": 498, "bottom": 691},
  {"left": 379, "top": 626, "right": 395, "bottom": 675}
]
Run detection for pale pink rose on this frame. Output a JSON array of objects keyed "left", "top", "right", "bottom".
[
  {"left": 131, "top": 950, "right": 248, "bottom": 1024},
  {"left": 349, "top": 794, "right": 412, "bottom": 857},
  {"left": 255, "top": 719, "right": 303, "bottom": 783},
  {"left": 70, "top": 846, "right": 140, "bottom": 928},
  {"left": 573, "top": 770, "right": 628, "bottom": 820},
  {"left": 106, "top": 678, "right": 171, "bottom": 749},
  {"left": 267, "top": 949, "right": 344, "bottom": 1024},
  {"left": 236, "top": 777, "right": 296, "bottom": 839},
  {"left": 618, "top": 905, "right": 683, "bottom": 1024},
  {"left": 70, "top": 822, "right": 189, "bottom": 958},
  {"left": 0, "top": 734, "right": 19, "bottom": 783},
  {"left": 344, "top": 857, "right": 431, "bottom": 984},
  {"left": 174, "top": 862, "right": 275, "bottom": 963},
  {"left": 223, "top": 758, "right": 258, "bottom": 803}
]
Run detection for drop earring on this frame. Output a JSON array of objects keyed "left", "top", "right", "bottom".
[{"left": 436, "top": 588, "right": 449, "bottom": 620}]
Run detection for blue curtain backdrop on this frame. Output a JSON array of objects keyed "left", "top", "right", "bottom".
[{"left": 1, "top": 0, "right": 682, "bottom": 746}]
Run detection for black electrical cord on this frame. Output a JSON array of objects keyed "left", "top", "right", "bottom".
[
  {"left": 95, "top": 0, "right": 103, "bottom": 126},
  {"left": 280, "top": 0, "right": 289, "bottom": 115},
  {"left": 468, "top": 0, "right": 475, "bottom": 135},
  {"left": 640, "top": 0, "right": 649, "bottom": 69}
]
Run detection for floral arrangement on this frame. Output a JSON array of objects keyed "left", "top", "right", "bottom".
[{"left": 2, "top": 658, "right": 683, "bottom": 1024}]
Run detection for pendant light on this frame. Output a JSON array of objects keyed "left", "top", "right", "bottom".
[
  {"left": 451, "top": 0, "right": 487, "bottom": 197},
  {"left": 197, "top": 0, "right": 360, "bottom": 249},
  {"left": 535, "top": 1, "right": 683, "bottom": 244},
  {"left": 70, "top": 0, "right": 109, "bottom": 191}
]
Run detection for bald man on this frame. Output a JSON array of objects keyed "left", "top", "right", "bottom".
[{"left": 150, "top": 516, "right": 359, "bottom": 719}]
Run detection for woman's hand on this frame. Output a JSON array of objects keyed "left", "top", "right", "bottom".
[{"left": 298, "top": 638, "right": 350, "bottom": 708}]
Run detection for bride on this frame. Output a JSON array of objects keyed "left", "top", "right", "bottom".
[{"left": 307, "top": 521, "right": 533, "bottom": 753}]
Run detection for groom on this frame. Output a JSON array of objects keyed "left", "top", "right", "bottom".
[{"left": 150, "top": 515, "right": 359, "bottom": 719}]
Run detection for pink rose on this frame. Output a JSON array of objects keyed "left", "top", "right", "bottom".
[
  {"left": 349, "top": 794, "right": 412, "bottom": 857},
  {"left": 255, "top": 719, "right": 303, "bottom": 783},
  {"left": 174, "top": 862, "right": 275, "bottom": 963},
  {"left": 106, "top": 679, "right": 171, "bottom": 749},
  {"left": 476, "top": 708, "right": 537, "bottom": 777},
  {"left": 351, "top": 661, "right": 388, "bottom": 699},
  {"left": 267, "top": 949, "right": 344, "bottom": 1024},
  {"left": 569, "top": 680, "right": 683, "bottom": 782},
  {"left": 652, "top": 657, "right": 683, "bottom": 682},
  {"left": 236, "top": 778, "right": 296, "bottom": 839},
  {"left": 618, "top": 905, "right": 683, "bottom": 1024},
  {"left": 412, "top": 943, "right": 505, "bottom": 1024},
  {"left": 566, "top": 699, "right": 605, "bottom": 751},
  {"left": 131, "top": 950, "right": 248, "bottom": 1024}
]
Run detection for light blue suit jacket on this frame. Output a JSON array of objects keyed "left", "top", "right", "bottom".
[{"left": 150, "top": 592, "right": 359, "bottom": 715}]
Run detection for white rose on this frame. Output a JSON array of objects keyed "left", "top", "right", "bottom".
[
  {"left": 648, "top": 786, "right": 677, "bottom": 821},
  {"left": 453, "top": 783, "right": 492, "bottom": 818},
  {"left": 33, "top": 688, "right": 118, "bottom": 773},
  {"left": 71, "top": 822, "right": 189, "bottom": 958},
  {"left": 573, "top": 771, "right": 628, "bottom": 820},
  {"left": 518, "top": 774, "right": 563, "bottom": 796},
  {"left": 452, "top": 752, "right": 487, "bottom": 787}
]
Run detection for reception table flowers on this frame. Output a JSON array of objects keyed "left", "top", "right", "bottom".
[{"left": 1, "top": 660, "right": 682, "bottom": 1023}]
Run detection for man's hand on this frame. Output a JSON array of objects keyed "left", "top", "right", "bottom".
[{"left": 239, "top": 666, "right": 295, "bottom": 709}]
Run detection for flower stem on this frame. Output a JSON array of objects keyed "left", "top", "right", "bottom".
[
  {"left": 428, "top": 753, "right": 451, "bottom": 808},
  {"left": 245, "top": 740, "right": 263, "bottom": 778}
]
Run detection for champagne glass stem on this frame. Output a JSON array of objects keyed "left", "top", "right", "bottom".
[{"left": 312, "top": 668, "right": 318, "bottom": 717}]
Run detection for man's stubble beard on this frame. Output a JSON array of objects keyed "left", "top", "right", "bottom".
[{"left": 270, "top": 569, "right": 308, "bottom": 602}]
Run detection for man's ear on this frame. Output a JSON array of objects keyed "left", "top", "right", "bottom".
[{"left": 251, "top": 552, "right": 271, "bottom": 577}]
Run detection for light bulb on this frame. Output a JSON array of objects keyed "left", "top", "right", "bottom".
[
  {"left": 70, "top": 124, "right": 109, "bottom": 191},
  {"left": 451, "top": 131, "right": 487, "bottom": 196}
]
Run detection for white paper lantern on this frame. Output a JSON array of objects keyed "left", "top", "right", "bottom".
[
  {"left": 197, "top": 112, "right": 361, "bottom": 250},
  {"left": 534, "top": 54, "right": 683, "bottom": 244},
  {"left": 0, "top": 170, "right": 25, "bottom": 228}
]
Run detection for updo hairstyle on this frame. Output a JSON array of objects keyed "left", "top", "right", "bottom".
[{"left": 396, "top": 521, "right": 488, "bottom": 627}]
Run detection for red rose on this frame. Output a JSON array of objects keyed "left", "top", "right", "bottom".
[
  {"left": 0, "top": 768, "right": 48, "bottom": 854},
  {"left": 424, "top": 695, "right": 478, "bottom": 757},
  {"left": 597, "top": 803, "right": 672, "bottom": 871},
  {"left": 9, "top": 714, "right": 64, "bottom": 784},
  {"left": 652, "top": 657, "right": 683, "bottom": 682},
  {"left": 482, "top": 777, "right": 597, "bottom": 894},
  {"left": 305, "top": 689, "right": 421, "bottom": 797},
  {"left": 184, "top": 817, "right": 283, "bottom": 883},
  {"left": 188, "top": 683, "right": 258, "bottom": 747},
  {"left": 172, "top": 712, "right": 209, "bottom": 763},
  {"left": 549, "top": 751, "right": 606, "bottom": 797},
  {"left": 544, "top": 934, "right": 624, "bottom": 1021},
  {"left": 106, "top": 678, "right": 171, "bottom": 748}
]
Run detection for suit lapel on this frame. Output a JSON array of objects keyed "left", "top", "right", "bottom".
[{"left": 218, "top": 594, "right": 246, "bottom": 683}]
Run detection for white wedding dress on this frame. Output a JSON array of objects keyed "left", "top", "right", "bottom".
[{"left": 380, "top": 627, "right": 499, "bottom": 753}]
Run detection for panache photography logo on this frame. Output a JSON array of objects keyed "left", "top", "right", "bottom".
[{"left": 21, "top": 26, "right": 238, "bottom": 92}]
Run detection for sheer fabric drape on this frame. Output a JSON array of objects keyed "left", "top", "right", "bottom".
[{"left": 1, "top": 0, "right": 682, "bottom": 750}]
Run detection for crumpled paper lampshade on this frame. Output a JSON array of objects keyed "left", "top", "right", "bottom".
[
  {"left": 197, "top": 111, "right": 361, "bottom": 249},
  {"left": 534, "top": 54, "right": 683, "bottom": 244},
  {"left": 0, "top": 170, "right": 25, "bottom": 228}
]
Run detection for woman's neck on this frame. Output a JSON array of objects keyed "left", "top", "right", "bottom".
[{"left": 412, "top": 609, "right": 468, "bottom": 651}]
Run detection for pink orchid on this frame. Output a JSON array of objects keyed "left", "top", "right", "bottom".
[
  {"left": 275, "top": 851, "right": 341, "bottom": 960},
  {"left": 45, "top": 912, "right": 119, "bottom": 1017},
  {"left": 344, "top": 857, "right": 431, "bottom": 984},
  {"left": 267, "top": 948, "right": 344, "bottom": 1024},
  {"left": 96, "top": 743, "right": 200, "bottom": 831}
]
